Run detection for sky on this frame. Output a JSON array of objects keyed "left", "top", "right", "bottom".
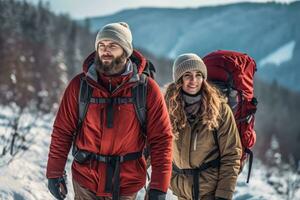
[{"left": 25, "top": 0, "right": 298, "bottom": 19}]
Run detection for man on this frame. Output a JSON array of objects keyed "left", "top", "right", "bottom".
[{"left": 46, "top": 22, "right": 173, "bottom": 200}]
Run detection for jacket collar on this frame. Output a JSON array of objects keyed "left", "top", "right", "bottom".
[{"left": 82, "top": 50, "right": 146, "bottom": 84}]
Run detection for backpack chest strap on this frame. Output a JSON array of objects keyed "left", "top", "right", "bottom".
[
  {"left": 77, "top": 75, "right": 148, "bottom": 132},
  {"left": 90, "top": 97, "right": 134, "bottom": 104},
  {"left": 89, "top": 97, "right": 134, "bottom": 128}
]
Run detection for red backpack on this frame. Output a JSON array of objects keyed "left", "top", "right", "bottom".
[{"left": 203, "top": 50, "right": 257, "bottom": 183}]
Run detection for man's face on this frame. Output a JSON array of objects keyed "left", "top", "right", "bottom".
[
  {"left": 96, "top": 40, "right": 127, "bottom": 75},
  {"left": 97, "top": 40, "right": 124, "bottom": 64}
]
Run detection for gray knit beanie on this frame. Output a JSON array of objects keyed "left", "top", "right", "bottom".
[
  {"left": 95, "top": 22, "right": 133, "bottom": 57},
  {"left": 173, "top": 53, "right": 207, "bottom": 82}
]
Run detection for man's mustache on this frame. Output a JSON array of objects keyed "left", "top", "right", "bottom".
[{"left": 101, "top": 55, "right": 113, "bottom": 60}]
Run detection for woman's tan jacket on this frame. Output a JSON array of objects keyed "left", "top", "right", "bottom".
[{"left": 171, "top": 103, "right": 242, "bottom": 200}]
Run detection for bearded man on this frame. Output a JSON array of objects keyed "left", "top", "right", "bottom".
[{"left": 46, "top": 22, "right": 173, "bottom": 200}]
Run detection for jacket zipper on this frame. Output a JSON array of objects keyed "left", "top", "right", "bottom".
[
  {"left": 99, "top": 109, "right": 103, "bottom": 153},
  {"left": 191, "top": 121, "right": 200, "bottom": 151},
  {"left": 193, "top": 133, "right": 198, "bottom": 151},
  {"left": 109, "top": 78, "right": 112, "bottom": 93},
  {"left": 103, "top": 78, "right": 135, "bottom": 154}
]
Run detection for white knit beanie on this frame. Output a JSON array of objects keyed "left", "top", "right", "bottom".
[
  {"left": 95, "top": 22, "right": 133, "bottom": 57},
  {"left": 173, "top": 53, "right": 207, "bottom": 82}
]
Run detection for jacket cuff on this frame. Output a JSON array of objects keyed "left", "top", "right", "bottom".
[{"left": 150, "top": 170, "right": 172, "bottom": 192}]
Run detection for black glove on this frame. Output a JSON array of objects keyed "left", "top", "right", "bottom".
[
  {"left": 215, "top": 197, "right": 228, "bottom": 200},
  {"left": 48, "top": 174, "right": 68, "bottom": 200},
  {"left": 148, "top": 189, "right": 166, "bottom": 200}
]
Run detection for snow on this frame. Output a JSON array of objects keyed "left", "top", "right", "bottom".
[
  {"left": 0, "top": 106, "right": 299, "bottom": 200},
  {"left": 0, "top": 112, "right": 63, "bottom": 200},
  {"left": 259, "top": 40, "right": 296, "bottom": 67},
  {"left": 19, "top": 56, "right": 26, "bottom": 63},
  {"left": 10, "top": 73, "right": 17, "bottom": 84},
  {"left": 235, "top": 162, "right": 284, "bottom": 200},
  {"left": 37, "top": 90, "right": 49, "bottom": 98},
  {"left": 0, "top": 108, "right": 10, "bottom": 120}
]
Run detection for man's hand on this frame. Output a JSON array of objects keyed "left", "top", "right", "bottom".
[
  {"left": 48, "top": 174, "right": 68, "bottom": 200},
  {"left": 148, "top": 189, "right": 166, "bottom": 200}
]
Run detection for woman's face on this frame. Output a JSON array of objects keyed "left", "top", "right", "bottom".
[{"left": 181, "top": 70, "right": 203, "bottom": 95}]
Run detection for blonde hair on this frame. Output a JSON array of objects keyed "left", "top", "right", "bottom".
[{"left": 164, "top": 79, "right": 226, "bottom": 139}]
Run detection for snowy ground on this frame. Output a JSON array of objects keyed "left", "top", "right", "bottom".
[{"left": 0, "top": 109, "right": 299, "bottom": 200}]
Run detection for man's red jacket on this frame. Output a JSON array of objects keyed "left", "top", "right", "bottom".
[{"left": 46, "top": 50, "right": 173, "bottom": 196}]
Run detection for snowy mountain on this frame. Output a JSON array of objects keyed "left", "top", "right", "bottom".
[{"left": 86, "top": 2, "right": 300, "bottom": 91}]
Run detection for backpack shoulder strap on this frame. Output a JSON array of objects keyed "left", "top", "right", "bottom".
[
  {"left": 72, "top": 77, "right": 93, "bottom": 155},
  {"left": 143, "top": 60, "right": 156, "bottom": 79},
  {"left": 214, "top": 128, "right": 222, "bottom": 160},
  {"left": 73, "top": 77, "right": 93, "bottom": 140},
  {"left": 132, "top": 74, "right": 148, "bottom": 137},
  {"left": 213, "top": 129, "right": 220, "bottom": 152},
  {"left": 78, "top": 77, "right": 93, "bottom": 130},
  {"left": 202, "top": 129, "right": 221, "bottom": 162}
]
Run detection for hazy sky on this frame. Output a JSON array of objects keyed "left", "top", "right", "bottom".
[{"left": 26, "top": 0, "right": 298, "bottom": 19}]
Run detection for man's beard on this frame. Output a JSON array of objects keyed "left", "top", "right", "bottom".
[{"left": 95, "top": 53, "right": 127, "bottom": 76}]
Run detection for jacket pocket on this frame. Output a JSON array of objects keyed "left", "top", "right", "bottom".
[
  {"left": 200, "top": 167, "right": 218, "bottom": 196},
  {"left": 170, "top": 174, "right": 182, "bottom": 197},
  {"left": 170, "top": 174, "right": 193, "bottom": 199}
]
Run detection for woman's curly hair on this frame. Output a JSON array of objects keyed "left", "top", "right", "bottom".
[{"left": 164, "top": 79, "right": 226, "bottom": 139}]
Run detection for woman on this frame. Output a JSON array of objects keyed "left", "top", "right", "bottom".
[{"left": 165, "top": 53, "right": 242, "bottom": 200}]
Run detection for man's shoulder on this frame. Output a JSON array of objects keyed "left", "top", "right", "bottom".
[
  {"left": 145, "top": 77, "right": 159, "bottom": 89},
  {"left": 64, "top": 73, "right": 85, "bottom": 94},
  {"left": 68, "top": 73, "right": 85, "bottom": 85},
  {"left": 144, "top": 77, "right": 165, "bottom": 103}
]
